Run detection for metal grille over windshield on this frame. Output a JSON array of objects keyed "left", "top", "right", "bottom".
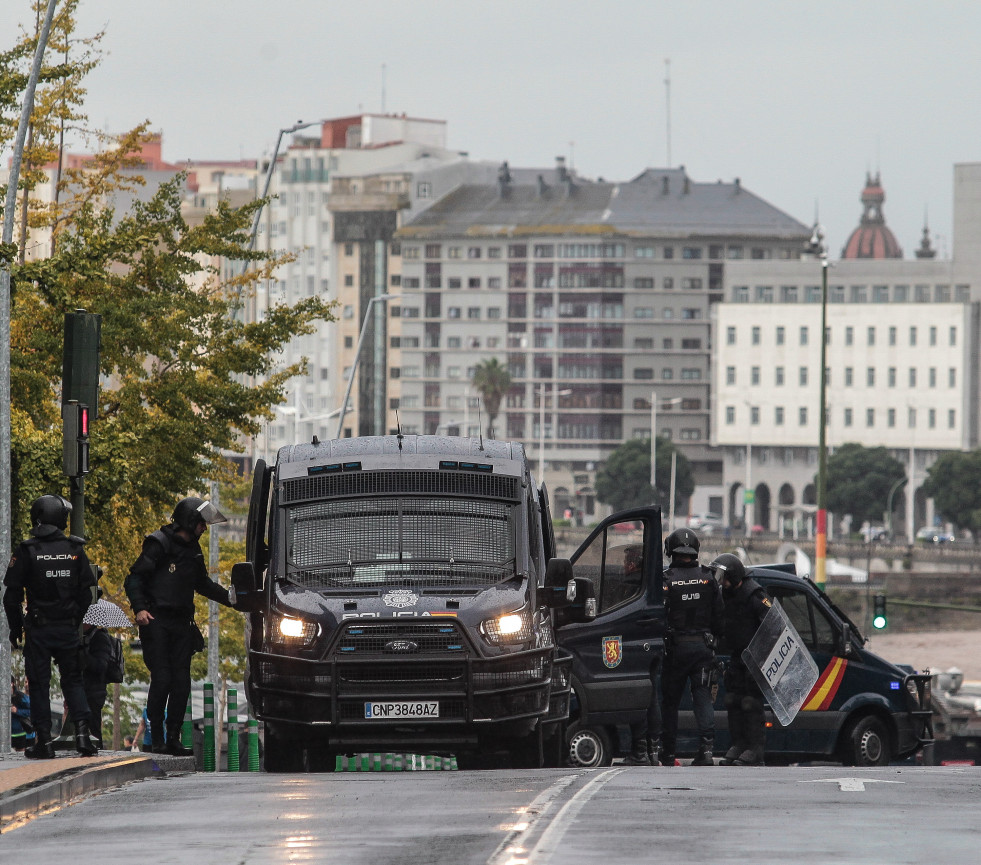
[{"left": 286, "top": 497, "right": 516, "bottom": 590}]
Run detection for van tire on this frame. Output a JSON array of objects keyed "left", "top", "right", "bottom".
[
  {"left": 566, "top": 722, "right": 613, "bottom": 768},
  {"left": 263, "top": 726, "right": 303, "bottom": 773},
  {"left": 842, "top": 715, "right": 890, "bottom": 767}
]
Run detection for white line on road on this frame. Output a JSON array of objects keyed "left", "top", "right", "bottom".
[
  {"left": 801, "top": 777, "right": 906, "bottom": 792},
  {"left": 486, "top": 772, "right": 581, "bottom": 865}
]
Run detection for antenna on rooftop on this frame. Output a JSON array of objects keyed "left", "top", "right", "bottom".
[{"left": 664, "top": 58, "right": 672, "bottom": 167}]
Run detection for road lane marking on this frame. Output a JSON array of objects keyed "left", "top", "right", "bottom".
[
  {"left": 487, "top": 773, "right": 581, "bottom": 865},
  {"left": 801, "top": 777, "right": 905, "bottom": 792}
]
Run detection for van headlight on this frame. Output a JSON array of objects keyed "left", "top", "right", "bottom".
[
  {"left": 481, "top": 608, "right": 533, "bottom": 645},
  {"left": 270, "top": 614, "right": 320, "bottom": 647}
]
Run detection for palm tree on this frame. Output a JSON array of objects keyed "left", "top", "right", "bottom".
[{"left": 471, "top": 358, "right": 512, "bottom": 439}]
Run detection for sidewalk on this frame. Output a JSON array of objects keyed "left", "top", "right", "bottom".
[{"left": 0, "top": 750, "right": 193, "bottom": 832}]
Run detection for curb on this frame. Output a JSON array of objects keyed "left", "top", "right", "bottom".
[{"left": 0, "top": 755, "right": 158, "bottom": 833}]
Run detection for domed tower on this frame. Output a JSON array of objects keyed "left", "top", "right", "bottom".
[{"left": 841, "top": 172, "right": 903, "bottom": 259}]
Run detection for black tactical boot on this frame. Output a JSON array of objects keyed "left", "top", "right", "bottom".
[
  {"left": 720, "top": 709, "right": 745, "bottom": 765},
  {"left": 622, "top": 739, "right": 652, "bottom": 766},
  {"left": 165, "top": 739, "right": 194, "bottom": 757},
  {"left": 690, "top": 738, "right": 715, "bottom": 766},
  {"left": 150, "top": 738, "right": 166, "bottom": 754},
  {"left": 75, "top": 719, "right": 99, "bottom": 756},
  {"left": 645, "top": 736, "right": 661, "bottom": 766},
  {"left": 25, "top": 738, "right": 56, "bottom": 759}
]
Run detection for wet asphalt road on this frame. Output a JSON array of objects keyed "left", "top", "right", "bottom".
[{"left": 1, "top": 765, "right": 979, "bottom": 864}]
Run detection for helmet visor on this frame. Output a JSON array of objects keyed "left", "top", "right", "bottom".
[
  {"left": 671, "top": 544, "right": 698, "bottom": 556},
  {"left": 195, "top": 500, "right": 227, "bottom": 526}
]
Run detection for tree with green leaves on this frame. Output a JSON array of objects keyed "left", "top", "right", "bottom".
[
  {"left": 824, "top": 443, "right": 906, "bottom": 530},
  {"left": 922, "top": 450, "right": 981, "bottom": 539},
  {"left": 471, "top": 357, "right": 511, "bottom": 439},
  {"left": 595, "top": 437, "right": 693, "bottom": 515}
]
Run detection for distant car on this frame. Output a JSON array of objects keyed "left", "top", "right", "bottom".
[
  {"left": 916, "top": 526, "right": 955, "bottom": 544},
  {"left": 860, "top": 525, "right": 890, "bottom": 542},
  {"left": 687, "top": 513, "right": 725, "bottom": 534}
]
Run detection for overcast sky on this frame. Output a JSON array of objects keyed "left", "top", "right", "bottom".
[{"left": 4, "top": 1, "right": 980, "bottom": 257}]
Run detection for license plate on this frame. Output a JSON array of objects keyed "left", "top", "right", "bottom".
[{"left": 364, "top": 701, "right": 439, "bottom": 719}]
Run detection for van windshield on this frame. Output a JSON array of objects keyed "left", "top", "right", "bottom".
[{"left": 282, "top": 496, "right": 517, "bottom": 590}]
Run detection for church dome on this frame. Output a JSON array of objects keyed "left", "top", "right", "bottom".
[{"left": 841, "top": 172, "right": 903, "bottom": 259}]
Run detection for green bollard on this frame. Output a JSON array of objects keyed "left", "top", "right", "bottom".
[
  {"left": 203, "top": 683, "right": 216, "bottom": 772},
  {"left": 182, "top": 695, "right": 193, "bottom": 748},
  {"left": 248, "top": 718, "right": 260, "bottom": 772},
  {"left": 227, "top": 688, "right": 240, "bottom": 772}
]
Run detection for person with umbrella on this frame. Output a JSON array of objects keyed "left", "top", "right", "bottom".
[{"left": 125, "top": 496, "right": 236, "bottom": 756}]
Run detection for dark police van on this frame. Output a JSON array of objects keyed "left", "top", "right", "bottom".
[
  {"left": 230, "top": 434, "right": 601, "bottom": 771},
  {"left": 554, "top": 507, "right": 934, "bottom": 767}
]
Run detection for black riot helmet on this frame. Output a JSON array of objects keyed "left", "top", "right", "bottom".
[
  {"left": 664, "top": 527, "right": 700, "bottom": 559},
  {"left": 30, "top": 494, "right": 72, "bottom": 530},
  {"left": 710, "top": 553, "right": 746, "bottom": 586},
  {"left": 172, "top": 496, "right": 227, "bottom": 533}
]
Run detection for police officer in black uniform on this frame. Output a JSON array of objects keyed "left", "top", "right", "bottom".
[
  {"left": 710, "top": 553, "right": 772, "bottom": 766},
  {"left": 660, "top": 528, "right": 724, "bottom": 767},
  {"left": 125, "top": 496, "right": 234, "bottom": 755},
  {"left": 3, "top": 495, "right": 99, "bottom": 758}
]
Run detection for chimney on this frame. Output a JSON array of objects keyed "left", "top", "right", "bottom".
[
  {"left": 683, "top": 176, "right": 690, "bottom": 195},
  {"left": 556, "top": 155, "right": 568, "bottom": 183},
  {"left": 497, "top": 161, "right": 512, "bottom": 197},
  {"left": 537, "top": 174, "right": 548, "bottom": 197},
  {"left": 662, "top": 175, "right": 669, "bottom": 195},
  {"left": 734, "top": 177, "right": 741, "bottom": 194}
]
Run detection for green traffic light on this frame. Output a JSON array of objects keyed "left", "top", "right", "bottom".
[
  {"left": 872, "top": 614, "right": 887, "bottom": 630},
  {"left": 872, "top": 593, "right": 887, "bottom": 630}
]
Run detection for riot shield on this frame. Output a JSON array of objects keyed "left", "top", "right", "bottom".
[{"left": 741, "top": 601, "right": 819, "bottom": 727}]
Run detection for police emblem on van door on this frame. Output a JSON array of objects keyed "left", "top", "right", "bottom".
[
  {"left": 602, "top": 636, "right": 623, "bottom": 668},
  {"left": 383, "top": 589, "right": 419, "bottom": 608}
]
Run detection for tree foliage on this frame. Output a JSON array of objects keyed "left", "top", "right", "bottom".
[
  {"left": 595, "top": 437, "right": 693, "bottom": 514},
  {"left": 922, "top": 450, "right": 981, "bottom": 536},
  {"left": 471, "top": 357, "right": 511, "bottom": 438},
  {"left": 824, "top": 443, "right": 906, "bottom": 528}
]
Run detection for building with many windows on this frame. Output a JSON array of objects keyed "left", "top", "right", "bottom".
[{"left": 395, "top": 165, "right": 810, "bottom": 519}]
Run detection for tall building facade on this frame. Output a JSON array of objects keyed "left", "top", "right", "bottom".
[{"left": 395, "top": 166, "right": 810, "bottom": 519}]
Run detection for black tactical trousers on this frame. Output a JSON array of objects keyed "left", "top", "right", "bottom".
[
  {"left": 140, "top": 614, "right": 194, "bottom": 744},
  {"left": 661, "top": 637, "right": 715, "bottom": 754},
  {"left": 24, "top": 621, "right": 92, "bottom": 740}
]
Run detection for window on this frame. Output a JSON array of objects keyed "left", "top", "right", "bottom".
[
  {"left": 751, "top": 366, "right": 761, "bottom": 385},
  {"left": 888, "top": 367, "right": 896, "bottom": 387},
  {"left": 776, "top": 326, "right": 785, "bottom": 345},
  {"left": 681, "top": 338, "right": 702, "bottom": 350},
  {"left": 403, "top": 246, "right": 419, "bottom": 260},
  {"left": 467, "top": 307, "right": 481, "bottom": 319},
  {"left": 344, "top": 243, "right": 355, "bottom": 256},
  {"left": 930, "top": 326, "right": 937, "bottom": 346},
  {"left": 775, "top": 407, "right": 784, "bottom": 425},
  {"left": 775, "top": 366, "right": 784, "bottom": 386},
  {"left": 417, "top": 181, "right": 432, "bottom": 199},
  {"left": 682, "top": 246, "right": 702, "bottom": 259},
  {"left": 680, "top": 368, "right": 702, "bottom": 380},
  {"left": 682, "top": 308, "right": 702, "bottom": 320},
  {"left": 755, "top": 285, "right": 774, "bottom": 302},
  {"left": 468, "top": 277, "right": 481, "bottom": 289},
  {"left": 663, "top": 246, "right": 674, "bottom": 259},
  {"left": 734, "top": 286, "right": 749, "bottom": 302},
  {"left": 447, "top": 336, "right": 461, "bottom": 348},
  {"left": 635, "top": 245, "right": 655, "bottom": 258},
  {"left": 866, "top": 408, "right": 875, "bottom": 427},
  {"left": 488, "top": 307, "right": 502, "bottom": 319},
  {"left": 634, "top": 277, "right": 655, "bottom": 289},
  {"left": 929, "top": 408, "right": 936, "bottom": 429},
  {"left": 488, "top": 277, "right": 502, "bottom": 288},
  {"left": 949, "top": 368, "right": 956, "bottom": 387},
  {"left": 634, "top": 368, "right": 654, "bottom": 380},
  {"left": 867, "top": 327, "right": 875, "bottom": 346},
  {"left": 845, "top": 326, "right": 853, "bottom": 346},
  {"left": 889, "top": 326, "right": 897, "bottom": 346},
  {"left": 726, "top": 326, "right": 736, "bottom": 345},
  {"left": 344, "top": 274, "right": 354, "bottom": 287},
  {"left": 662, "top": 368, "right": 674, "bottom": 380},
  {"left": 949, "top": 409, "right": 956, "bottom": 429},
  {"left": 681, "top": 277, "right": 703, "bottom": 290},
  {"left": 844, "top": 408, "right": 853, "bottom": 427},
  {"left": 888, "top": 408, "right": 896, "bottom": 428},
  {"left": 910, "top": 326, "right": 917, "bottom": 346},
  {"left": 845, "top": 367, "right": 853, "bottom": 387},
  {"left": 448, "top": 278, "right": 462, "bottom": 289},
  {"left": 448, "top": 307, "right": 461, "bottom": 319},
  {"left": 488, "top": 246, "right": 502, "bottom": 259},
  {"left": 908, "top": 407, "right": 916, "bottom": 428},
  {"left": 799, "top": 367, "right": 808, "bottom": 387},
  {"left": 929, "top": 368, "right": 936, "bottom": 388},
  {"left": 663, "top": 277, "right": 674, "bottom": 289},
  {"left": 725, "top": 406, "right": 735, "bottom": 424},
  {"left": 752, "top": 326, "right": 761, "bottom": 345},
  {"left": 909, "top": 368, "right": 917, "bottom": 387},
  {"left": 750, "top": 406, "right": 760, "bottom": 425},
  {"left": 950, "top": 326, "right": 957, "bottom": 346},
  {"left": 799, "top": 407, "right": 807, "bottom": 425},
  {"left": 425, "top": 244, "right": 441, "bottom": 259},
  {"left": 765, "top": 586, "right": 836, "bottom": 655},
  {"left": 467, "top": 247, "right": 482, "bottom": 259},
  {"left": 726, "top": 366, "right": 736, "bottom": 385},
  {"left": 780, "top": 286, "right": 798, "bottom": 303},
  {"left": 800, "top": 326, "right": 808, "bottom": 345},
  {"left": 509, "top": 244, "right": 527, "bottom": 258},
  {"left": 867, "top": 367, "right": 875, "bottom": 387},
  {"left": 634, "top": 307, "right": 655, "bottom": 318},
  {"left": 895, "top": 284, "right": 908, "bottom": 302}
]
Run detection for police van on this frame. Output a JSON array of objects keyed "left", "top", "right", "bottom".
[{"left": 554, "top": 507, "right": 934, "bottom": 767}]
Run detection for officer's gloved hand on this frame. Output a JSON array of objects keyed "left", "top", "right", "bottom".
[{"left": 10, "top": 628, "right": 23, "bottom": 649}]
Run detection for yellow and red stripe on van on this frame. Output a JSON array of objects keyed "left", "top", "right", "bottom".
[{"left": 801, "top": 656, "right": 848, "bottom": 711}]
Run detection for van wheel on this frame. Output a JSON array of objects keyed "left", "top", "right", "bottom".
[
  {"left": 263, "top": 726, "right": 304, "bottom": 773},
  {"left": 566, "top": 722, "right": 613, "bottom": 768},
  {"left": 843, "top": 715, "right": 890, "bottom": 766}
]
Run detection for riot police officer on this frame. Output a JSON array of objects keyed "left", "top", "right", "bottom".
[
  {"left": 125, "top": 496, "right": 234, "bottom": 755},
  {"left": 660, "top": 528, "right": 723, "bottom": 766},
  {"left": 710, "top": 553, "right": 772, "bottom": 766},
  {"left": 3, "top": 495, "right": 99, "bottom": 758}
]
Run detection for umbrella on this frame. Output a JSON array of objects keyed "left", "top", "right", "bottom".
[{"left": 83, "top": 598, "right": 133, "bottom": 629}]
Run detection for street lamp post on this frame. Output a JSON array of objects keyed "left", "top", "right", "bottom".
[
  {"left": 886, "top": 476, "right": 908, "bottom": 540},
  {"left": 742, "top": 400, "right": 756, "bottom": 539},
  {"left": 816, "top": 236, "right": 830, "bottom": 590},
  {"left": 335, "top": 294, "right": 395, "bottom": 439},
  {"left": 651, "top": 391, "right": 683, "bottom": 507},
  {"left": 536, "top": 386, "right": 571, "bottom": 485}
]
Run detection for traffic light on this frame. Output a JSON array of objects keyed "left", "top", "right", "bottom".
[
  {"left": 872, "top": 593, "right": 888, "bottom": 630},
  {"left": 63, "top": 402, "right": 90, "bottom": 477}
]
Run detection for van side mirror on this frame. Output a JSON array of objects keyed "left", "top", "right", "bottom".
[
  {"left": 231, "top": 561, "right": 260, "bottom": 612},
  {"left": 543, "top": 558, "right": 574, "bottom": 608},
  {"left": 553, "top": 576, "right": 598, "bottom": 627},
  {"left": 840, "top": 621, "right": 853, "bottom": 657}
]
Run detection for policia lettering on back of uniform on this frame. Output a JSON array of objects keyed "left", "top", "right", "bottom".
[
  {"left": 2, "top": 495, "right": 101, "bottom": 758},
  {"left": 124, "top": 496, "right": 237, "bottom": 756}
]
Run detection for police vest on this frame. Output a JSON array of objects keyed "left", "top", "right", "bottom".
[
  {"left": 665, "top": 565, "right": 716, "bottom": 633},
  {"left": 723, "top": 577, "right": 770, "bottom": 654},
  {"left": 20, "top": 534, "right": 90, "bottom": 622},
  {"left": 143, "top": 528, "right": 206, "bottom": 615}
]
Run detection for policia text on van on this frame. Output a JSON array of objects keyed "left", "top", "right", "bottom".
[{"left": 230, "top": 434, "right": 597, "bottom": 771}]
